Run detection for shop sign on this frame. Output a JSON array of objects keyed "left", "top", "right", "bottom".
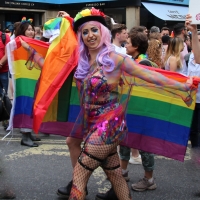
[
  {"left": 5, "top": 1, "right": 35, "bottom": 7},
  {"left": 85, "top": 2, "right": 106, "bottom": 7},
  {"left": 167, "top": 9, "right": 186, "bottom": 19},
  {"left": 145, "top": 0, "right": 189, "bottom": 6},
  {"left": 142, "top": 2, "right": 188, "bottom": 21}
]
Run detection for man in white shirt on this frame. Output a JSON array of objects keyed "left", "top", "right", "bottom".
[
  {"left": 111, "top": 23, "right": 128, "bottom": 55},
  {"left": 185, "top": 14, "right": 200, "bottom": 147},
  {"left": 186, "top": 31, "right": 200, "bottom": 148}
]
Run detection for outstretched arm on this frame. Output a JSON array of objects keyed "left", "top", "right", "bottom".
[
  {"left": 185, "top": 14, "right": 200, "bottom": 63},
  {"left": 121, "top": 56, "right": 192, "bottom": 91},
  {"left": 20, "top": 37, "right": 44, "bottom": 69}
]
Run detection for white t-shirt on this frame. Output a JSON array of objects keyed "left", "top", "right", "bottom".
[
  {"left": 112, "top": 44, "right": 127, "bottom": 55},
  {"left": 187, "top": 53, "right": 200, "bottom": 103},
  {"left": 10, "top": 34, "right": 15, "bottom": 40}
]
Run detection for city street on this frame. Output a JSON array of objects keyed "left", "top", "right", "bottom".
[{"left": 0, "top": 126, "right": 200, "bottom": 200}]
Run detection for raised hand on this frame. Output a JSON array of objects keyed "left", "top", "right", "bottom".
[
  {"left": 185, "top": 76, "right": 193, "bottom": 91},
  {"left": 19, "top": 37, "right": 30, "bottom": 51},
  {"left": 185, "top": 14, "right": 197, "bottom": 32},
  {"left": 56, "top": 11, "right": 70, "bottom": 18}
]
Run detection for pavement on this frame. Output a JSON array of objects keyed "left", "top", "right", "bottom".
[{"left": 0, "top": 126, "right": 200, "bottom": 200}]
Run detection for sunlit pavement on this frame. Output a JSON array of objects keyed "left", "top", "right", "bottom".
[{"left": 0, "top": 126, "right": 200, "bottom": 200}]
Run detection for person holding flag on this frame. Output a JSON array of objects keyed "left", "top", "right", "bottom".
[{"left": 18, "top": 8, "right": 195, "bottom": 199}]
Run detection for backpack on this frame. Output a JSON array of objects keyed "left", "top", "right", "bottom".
[
  {"left": 1, "top": 32, "right": 6, "bottom": 45},
  {"left": 139, "top": 58, "right": 159, "bottom": 68}
]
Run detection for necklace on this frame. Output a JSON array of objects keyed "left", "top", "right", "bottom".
[{"left": 90, "top": 59, "right": 97, "bottom": 67}]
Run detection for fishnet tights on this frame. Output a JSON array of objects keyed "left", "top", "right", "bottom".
[
  {"left": 69, "top": 132, "right": 131, "bottom": 200},
  {"left": 102, "top": 151, "right": 131, "bottom": 200}
]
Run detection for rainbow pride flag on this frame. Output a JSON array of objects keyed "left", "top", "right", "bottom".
[
  {"left": 122, "top": 83, "right": 195, "bottom": 161},
  {"left": 7, "top": 17, "right": 78, "bottom": 136},
  {"left": 68, "top": 69, "right": 198, "bottom": 161},
  {"left": 33, "top": 16, "right": 78, "bottom": 133},
  {"left": 7, "top": 36, "right": 48, "bottom": 131}
]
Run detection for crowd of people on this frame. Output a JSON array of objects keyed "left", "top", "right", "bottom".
[{"left": 0, "top": 8, "right": 199, "bottom": 199}]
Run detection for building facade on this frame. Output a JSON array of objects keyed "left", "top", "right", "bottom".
[
  {"left": 0, "top": 0, "right": 141, "bottom": 31},
  {"left": 0, "top": 0, "right": 190, "bottom": 32}
]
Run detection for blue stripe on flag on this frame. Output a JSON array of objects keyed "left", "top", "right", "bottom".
[
  {"left": 126, "top": 114, "right": 190, "bottom": 146},
  {"left": 15, "top": 96, "right": 33, "bottom": 116}
]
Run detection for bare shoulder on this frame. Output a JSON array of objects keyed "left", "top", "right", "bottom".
[
  {"left": 168, "top": 56, "right": 177, "bottom": 65},
  {"left": 168, "top": 55, "right": 178, "bottom": 71},
  {"left": 169, "top": 55, "right": 176, "bottom": 62}
]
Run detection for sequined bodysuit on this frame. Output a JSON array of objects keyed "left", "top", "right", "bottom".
[{"left": 80, "top": 65, "right": 126, "bottom": 145}]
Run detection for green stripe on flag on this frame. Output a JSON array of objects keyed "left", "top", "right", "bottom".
[
  {"left": 127, "top": 96, "right": 193, "bottom": 127},
  {"left": 70, "top": 85, "right": 80, "bottom": 106},
  {"left": 57, "top": 73, "right": 74, "bottom": 121},
  {"left": 16, "top": 78, "right": 37, "bottom": 98}
]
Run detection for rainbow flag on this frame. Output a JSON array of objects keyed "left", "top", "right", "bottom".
[
  {"left": 68, "top": 68, "right": 198, "bottom": 161},
  {"left": 33, "top": 16, "right": 78, "bottom": 133},
  {"left": 7, "top": 17, "right": 78, "bottom": 136},
  {"left": 7, "top": 36, "right": 48, "bottom": 131},
  {"left": 121, "top": 81, "right": 195, "bottom": 162},
  {"left": 122, "top": 70, "right": 198, "bottom": 161}
]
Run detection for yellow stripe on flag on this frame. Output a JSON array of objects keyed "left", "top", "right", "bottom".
[
  {"left": 14, "top": 60, "right": 41, "bottom": 80},
  {"left": 43, "top": 93, "right": 59, "bottom": 122}
]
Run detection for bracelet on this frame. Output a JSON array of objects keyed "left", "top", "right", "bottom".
[
  {"left": 27, "top": 46, "right": 30, "bottom": 52},
  {"left": 184, "top": 83, "right": 191, "bottom": 91},
  {"left": 25, "top": 49, "right": 36, "bottom": 66}
]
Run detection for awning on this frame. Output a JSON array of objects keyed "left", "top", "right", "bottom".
[{"left": 142, "top": 2, "right": 188, "bottom": 21}]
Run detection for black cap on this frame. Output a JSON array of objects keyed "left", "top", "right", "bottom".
[{"left": 74, "top": 15, "right": 107, "bottom": 32}]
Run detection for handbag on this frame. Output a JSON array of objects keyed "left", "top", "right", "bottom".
[{"left": 0, "top": 79, "right": 12, "bottom": 121}]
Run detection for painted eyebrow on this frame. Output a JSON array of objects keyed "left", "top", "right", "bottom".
[{"left": 82, "top": 27, "right": 98, "bottom": 31}]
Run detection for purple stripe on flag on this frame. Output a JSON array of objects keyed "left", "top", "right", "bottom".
[
  {"left": 120, "top": 132, "right": 187, "bottom": 161},
  {"left": 13, "top": 115, "right": 187, "bottom": 161},
  {"left": 13, "top": 114, "right": 79, "bottom": 138}
]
